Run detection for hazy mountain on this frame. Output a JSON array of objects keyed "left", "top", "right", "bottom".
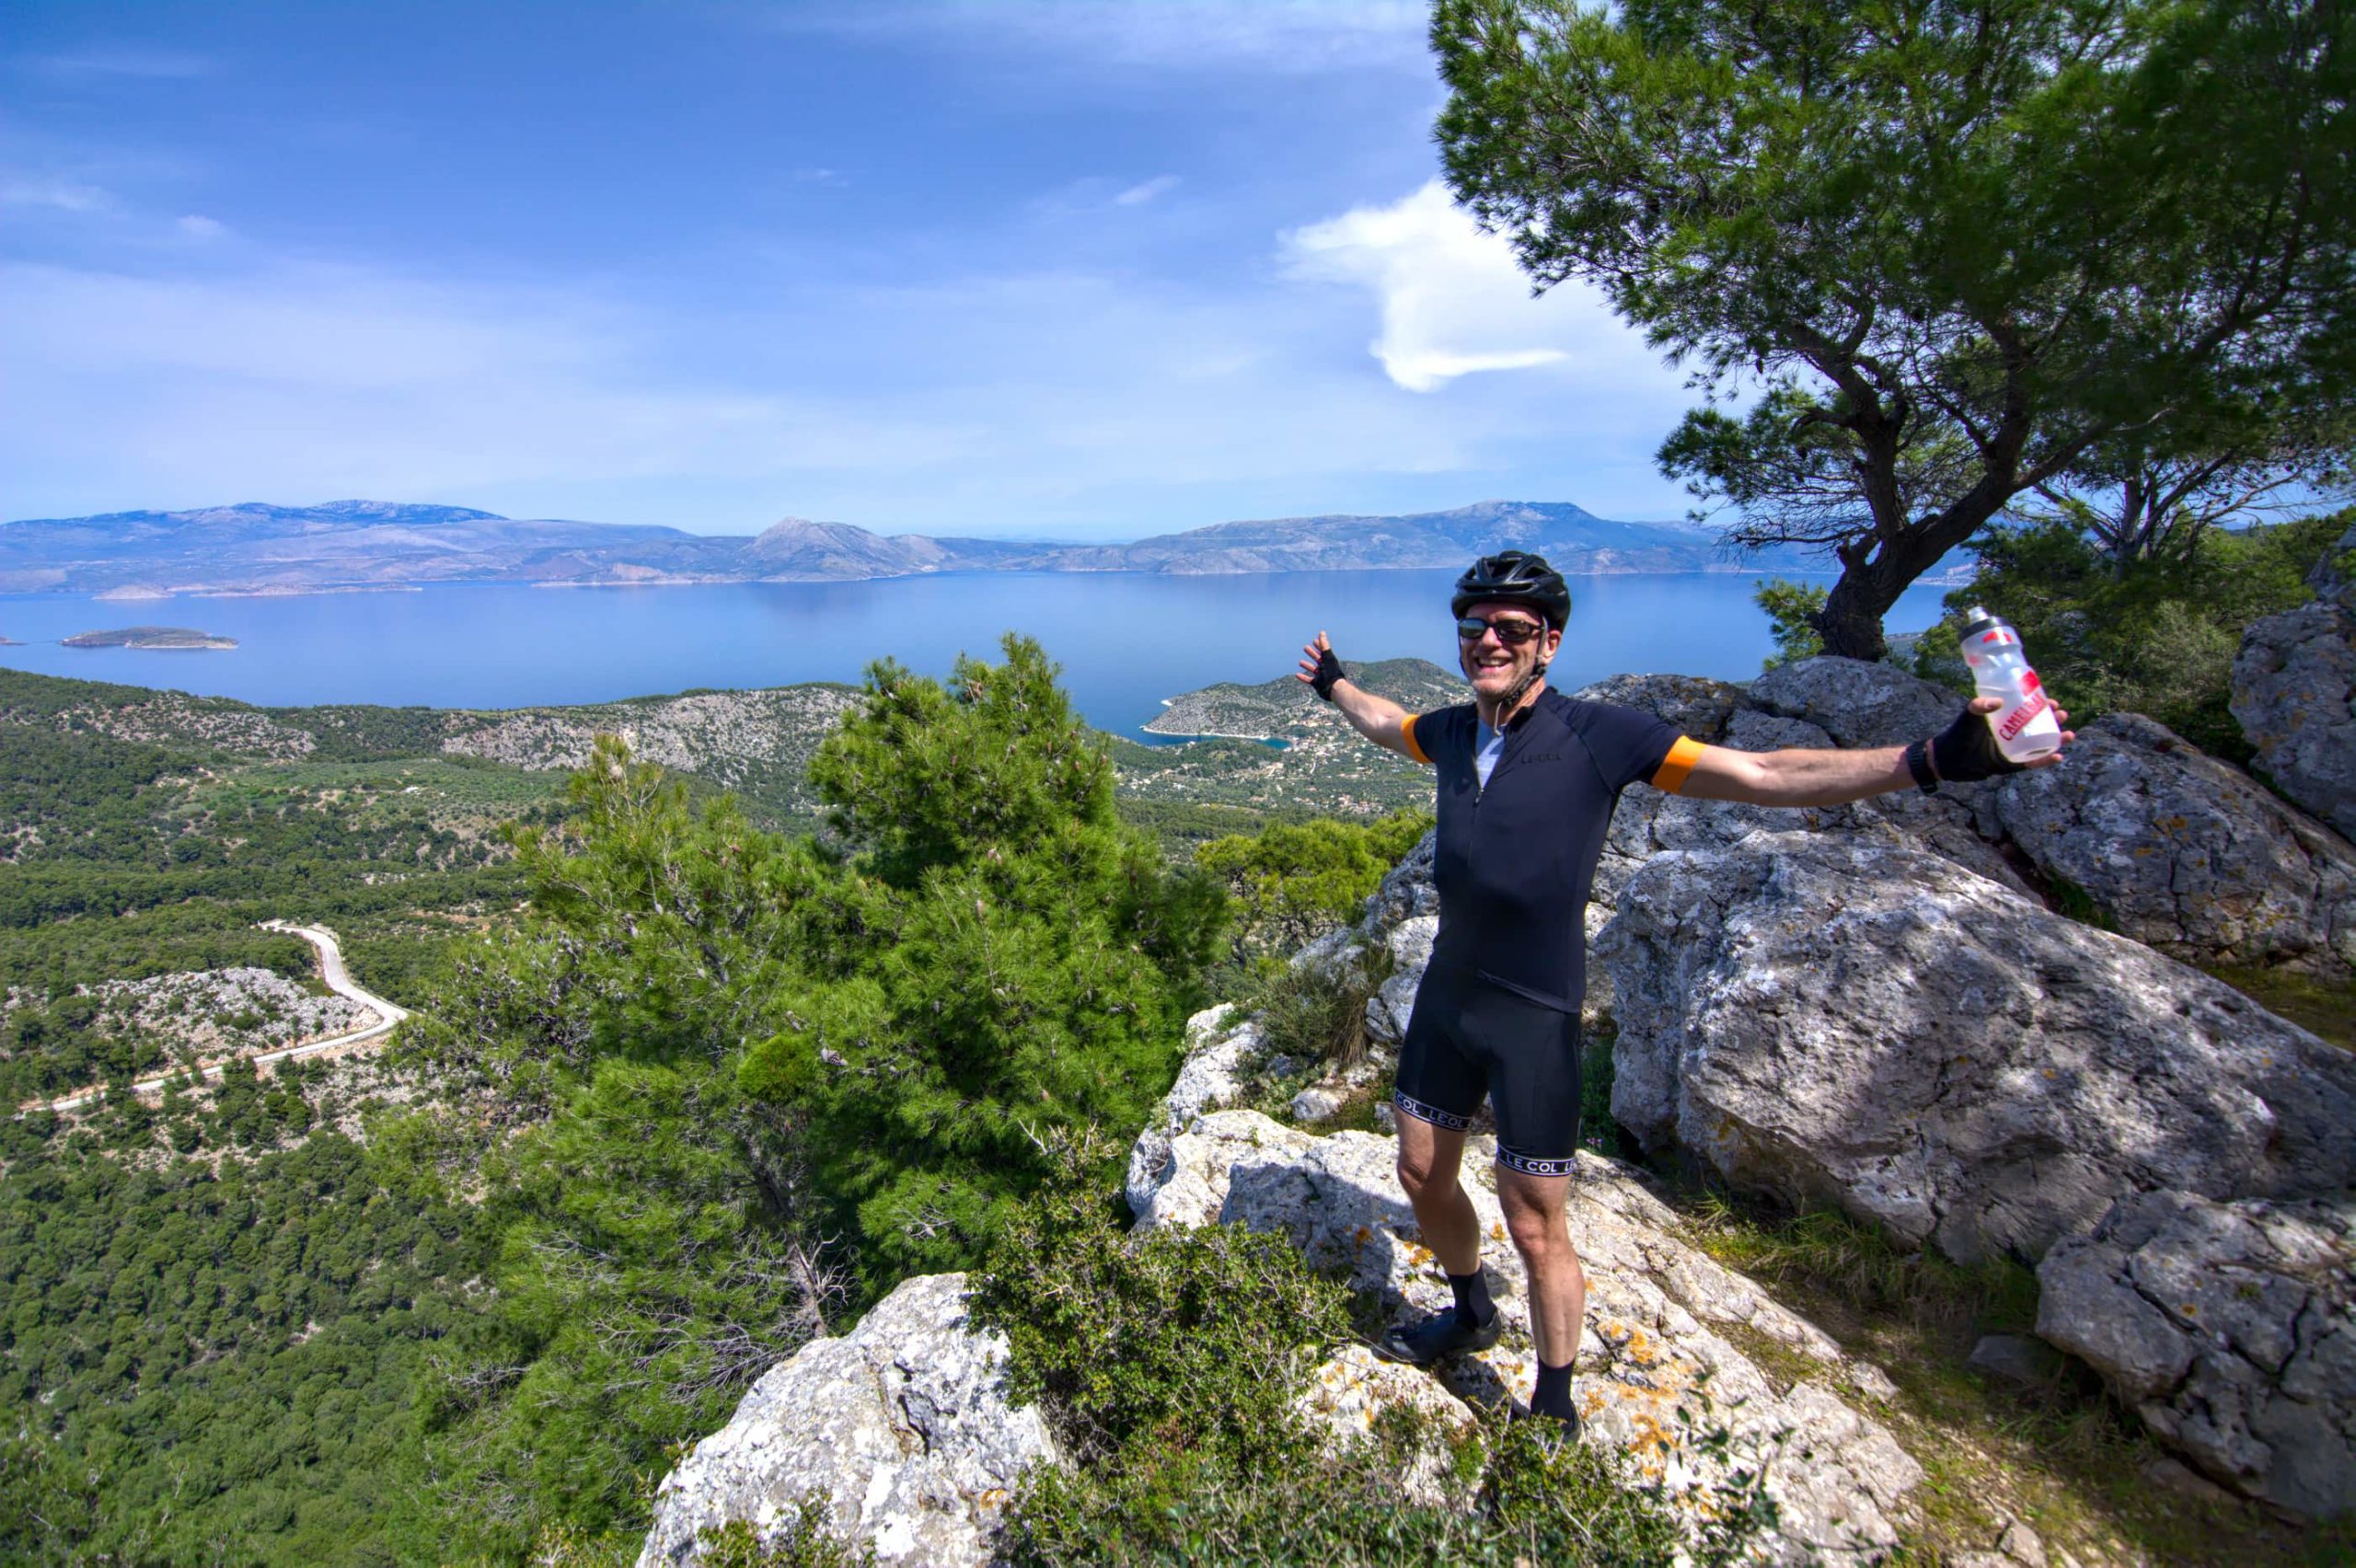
[{"left": 0, "top": 497, "right": 1821, "bottom": 596}]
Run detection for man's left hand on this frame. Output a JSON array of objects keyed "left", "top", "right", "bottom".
[{"left": 1930, "top": 696, "right": 2075, "bottom": 782}]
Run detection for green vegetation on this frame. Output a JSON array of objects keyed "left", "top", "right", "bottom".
[
  {"left": 400, "top": 637, "right": 1227, "bottom": 1557},
  {"left": 973, "top": 1158, "right": 1767, "bottom": 1567},
  {"left": 1910, "top": 513, "right": 2346, "bottom": 759},
  {"left": 1750, "top": 579, "right": 1829, "bottom": 672},
  {"left": 1436, "top": 0, "right": 2356, "bottom": 659},
  {"left": 1195, "top": 809, "right": 1428, "bottom": 960},
  {"left": 0, "top": 1107, "right": 482, "bottom": 1567}
]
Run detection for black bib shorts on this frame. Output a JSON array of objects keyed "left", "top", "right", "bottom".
[
  {"left": 1391, "top": 691, "right": 1702, "bottom": 1179},
  {"left": 1396, "top": 965, "right": 1584, "bottom": 1176}
]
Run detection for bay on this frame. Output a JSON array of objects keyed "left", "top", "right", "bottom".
[{"left": 0, "top": 570, "right": 1953, "bottom": 739}]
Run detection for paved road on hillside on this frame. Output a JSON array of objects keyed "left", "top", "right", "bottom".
[{"left": 33, "top": 923, "right": 410, "bottom": 1114}]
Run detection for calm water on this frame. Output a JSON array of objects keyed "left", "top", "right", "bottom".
[{"left": 0, "top": 571, "right": 1951, "bottom": 738}]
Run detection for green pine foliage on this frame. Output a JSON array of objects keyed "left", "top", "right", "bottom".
[
  {"left": 1750, "top": 579, "right": 1830, "bottom": 671},
  {"left": 1194, "top": 809, "right": 1429, "bottom": 960},
  {"left": 1911, "top": 513, "right": 2346, "bottom": 759},
  {"left": 405, "top": 637, "right": 1228, "bottom": 1557},
  {"left": 0, "top": 1115, "right": 481, "bottom": 1567}
]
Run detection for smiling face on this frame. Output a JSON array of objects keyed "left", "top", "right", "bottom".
[{"left": 1457, "top": 598, "right": 1562, "bottom": 707}]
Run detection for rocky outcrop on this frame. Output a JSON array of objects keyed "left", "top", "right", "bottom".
[
  {"left": 1291, "top": 1344, "right": 1480, "bottom": 1508},
  {"left": 2037, "top": 1189, "right": 2356, "bottom": 1520},
  {"left": 1598, "top": 831, "right": 2356, "bottom": 1265},
  {"left": 1995, "top": 713, "right": 2356, "bottom": 974},
  {"left": 1125, "top": 1004, "right": 1263, "bottom": 1218},
  {"left": 2233, "top": 520, "right": 2356, "bottom": 838},
  {"left": 636, "top": 1273, "right": 1057, "bottom": 1568},
  {"left": 1133, "top": 1109, "right": 1921, "bottom": 1563}
]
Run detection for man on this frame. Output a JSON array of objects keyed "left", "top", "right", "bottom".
[{"left": 1297, "top": 550, "right": 2071, "bottom": 1438}]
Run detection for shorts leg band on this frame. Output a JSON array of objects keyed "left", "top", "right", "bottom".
[
  {"left": 1392, "top": 1090, "right": 1472, "bottom": 1133},
  {"left": 1496, "top": 1146, "right": 1579, "bottom": 1178}
]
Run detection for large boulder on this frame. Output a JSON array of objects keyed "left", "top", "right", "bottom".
[
  {"left": 2233, "top": 520, "right": 2356, "bottom": 839},
  {"left": 1598, "top": 831, "right": 2356, "bottom": 1264},
  {"left": 1995, "top": 713, "right": 2356, "bottom": 974},
  {"left": 2037, "top": 1189, "right": 2355, "bottom": 1520},
  {"left": 636, "top": 1273, "right": 1057, "bottom": 1568},
  {"left": 1748, "top": 654, "right": 1968, "bottom": 749},
  {"left": 1133, "top": 1110, "right": 1922, "bottom": 1564}
]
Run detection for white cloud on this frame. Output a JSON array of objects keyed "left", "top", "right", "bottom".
[
  {"left": 1282, "top": 180, "right": 1678, "bottom": 397},
  {"left": 175, "top": 213, "right": 227, "bottom": 240},
  {"left": 1113, "top": 174, "right": 1181, "bottom": 207},
  {"left": 771, "top": 1, "right": 1427, "bottom": 74},
  {"left": 0, "top": 177, "right": 115, "bottom": 213}
]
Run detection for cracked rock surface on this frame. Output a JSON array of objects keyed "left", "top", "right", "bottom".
[
  {"left": 2233, "top": 520, "right": 2356, "bottom": 840},
  {"left": 636, "top": 1273, "right": 1057, "bottom": 1568},
  {"left": 2037, "top": 1189, "right": 2356, "bottom": 1520},
  {"left": 1133, "top": 1109, "right": 1922, "bottom": 1564},
  {"left": 1995, "top": 712, "right": 2356, "bottom": 974},
  {"left": 1598, "top": 832, "right": 2356, "bottom": 1265}
]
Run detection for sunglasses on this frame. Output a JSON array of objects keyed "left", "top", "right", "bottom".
[{"left": 1456, "top": 615, "right": 1548, "bottom": 646}]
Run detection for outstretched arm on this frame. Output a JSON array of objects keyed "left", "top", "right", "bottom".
[
  {"left": 1679, "top": 696, "right": 2073, "bottom": 808},
  {"left": 1296, "top": 631, "right": 1421, "bottom": 760}
]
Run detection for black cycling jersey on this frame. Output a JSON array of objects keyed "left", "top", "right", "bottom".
[
  {"left": 1402, "top": 689, "right": 1699, "bottom": 1012},
  {"left": 1394, "top": 689, "right": 1702, "bottom": 1171}
]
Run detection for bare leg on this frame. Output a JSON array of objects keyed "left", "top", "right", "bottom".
[
  {"left": 1394, "top": 1113, "right": 1481, "bottom": 1277},
  {"left": 1496, "top": 1165, "right": 1585, "bottom": 1369}
]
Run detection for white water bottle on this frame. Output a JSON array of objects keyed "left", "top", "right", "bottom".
[{"left": 1958, "top": 605, "right": 2061, "bottom": 762}]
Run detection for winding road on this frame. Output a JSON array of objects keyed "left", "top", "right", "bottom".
[{"left": 34, "top": 923, "right": 410, "bottom": 1114}]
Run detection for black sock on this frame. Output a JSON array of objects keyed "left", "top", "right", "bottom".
[
  {"left": 1531, "top": 1358, "right": 1576, "bottom": 1422},
  {"left": 1448, "top": 1269, "right": 1495, "bottom": 1328}
]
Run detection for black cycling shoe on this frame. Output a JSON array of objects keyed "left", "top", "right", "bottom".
[
  {"left": 1508, "top": 1400, "right": 1583, "bottom": 1455},
  {"left": 1374, "top": 1307, "right": 1503, "bottom": 1366}
]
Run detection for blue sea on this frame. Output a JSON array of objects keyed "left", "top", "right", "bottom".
[{"left": 0, "top": 570, "right": 1953, "bottom": 739}]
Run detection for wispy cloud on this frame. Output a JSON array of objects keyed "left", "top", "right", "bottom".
[
  {"left": 770, "top": 1, "right": 1429, "bottom": 74},
  {"left": 1113, "top": 174, "right": 1181, "bottom": 207},
  {"left": 0, "top": 176, "right": 116, "bottom": 213},
  {"left": 1282, "top": 180, "right": 1680, "bottom": 399},
  {"left": 175, "top": 213, "right": 227, "bottom": 240}
]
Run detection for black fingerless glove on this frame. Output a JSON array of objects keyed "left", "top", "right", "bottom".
[
  {"left": 1926, "top": 705, "right": 2024, "bottom": 784},
  {"left": 1309, "top": 645, "right": 1345, "bottom": 701}
]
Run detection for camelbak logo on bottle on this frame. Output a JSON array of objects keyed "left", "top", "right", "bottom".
[{"left": 1999, "top": 691, "right": 2050, "bottom": 741}]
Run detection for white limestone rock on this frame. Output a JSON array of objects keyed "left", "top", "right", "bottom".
[
  {"left": 1126, "top": 1005, "right": 1264, "bottom": 1217},
  {"left": 1995, "top": 712, "right": 2356, "bottom": 974},
  {"left": 1132, "top": 1110, "right": 1921, "bottom": 1563},
  {"left": 1599, "top": 831, "right": 2356, "bottom": 1265},
  {"left": 2038, "top": 1188, "right": 2356, "bottom": 1521},
  {"left": 2232, "top": 521, "right": 2356, "bottom": 839},
  {"left": 636, "top": 1273, "right": 1057, "bottom": 1568}
]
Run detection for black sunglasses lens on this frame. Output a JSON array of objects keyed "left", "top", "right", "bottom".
[{"left": 1458, "top": 617, "right": 1542, "bottom": 644}]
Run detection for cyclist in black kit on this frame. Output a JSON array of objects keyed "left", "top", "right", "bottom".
[{"left": 1299, "top": 551, "right": 2073, "bottom": 1440}]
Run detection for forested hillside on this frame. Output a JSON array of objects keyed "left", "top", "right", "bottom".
[{"left": 0, "top": 642, "right": 1441, "bottom": 1566}]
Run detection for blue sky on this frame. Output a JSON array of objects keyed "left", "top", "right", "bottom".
[{"left": 2, "top": 1, "right": 1700, "bottom": 539}]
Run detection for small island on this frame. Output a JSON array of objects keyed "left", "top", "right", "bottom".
[{"left": 62, "top": 625, "right": 240, "bottom": 651}]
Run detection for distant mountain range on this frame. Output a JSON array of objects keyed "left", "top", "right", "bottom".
[{"left": 0, "top": 498, "right": 1830, "bottom": 598}]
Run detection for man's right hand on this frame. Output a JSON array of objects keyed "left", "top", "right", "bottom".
[{"left": 1297, "top": 631, "right": 1346, "bottom": 701}]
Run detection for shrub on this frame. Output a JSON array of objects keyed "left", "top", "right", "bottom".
[{"left": 968, "top": 1136, "right": 1351, "bottom": 1466}]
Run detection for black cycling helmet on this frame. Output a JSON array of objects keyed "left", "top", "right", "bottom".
[{"left": 1451, "top": 550, "right": 1572, "bottom": 629}]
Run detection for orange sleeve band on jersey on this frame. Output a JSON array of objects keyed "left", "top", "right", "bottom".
[
  {"left": 1651, "top": 736, "right": 1705, "bottom": 794},
  {"left": 1400, "top": 713, "right": 1432, "bottom": 766}
]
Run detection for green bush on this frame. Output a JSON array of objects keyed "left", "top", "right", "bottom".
[
  {"left": 1911, "top": 513, "right": 2346, "bottom": 759},
  {"left": 968, "top": 1138, "right": 1351, "bottom": 1466},
  {"left": 1751, "top": 579, "right": 1830, "bottom": 671},
  {"left": 1195, "top": 810, "right": 1430, "bottom": 960},
  {"left": 1001, "top": 1396, "right": 1761, "bottom": 1567},
  {"left": 1242, "top": 941, "right": 1393, "bottom": 1075}
]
